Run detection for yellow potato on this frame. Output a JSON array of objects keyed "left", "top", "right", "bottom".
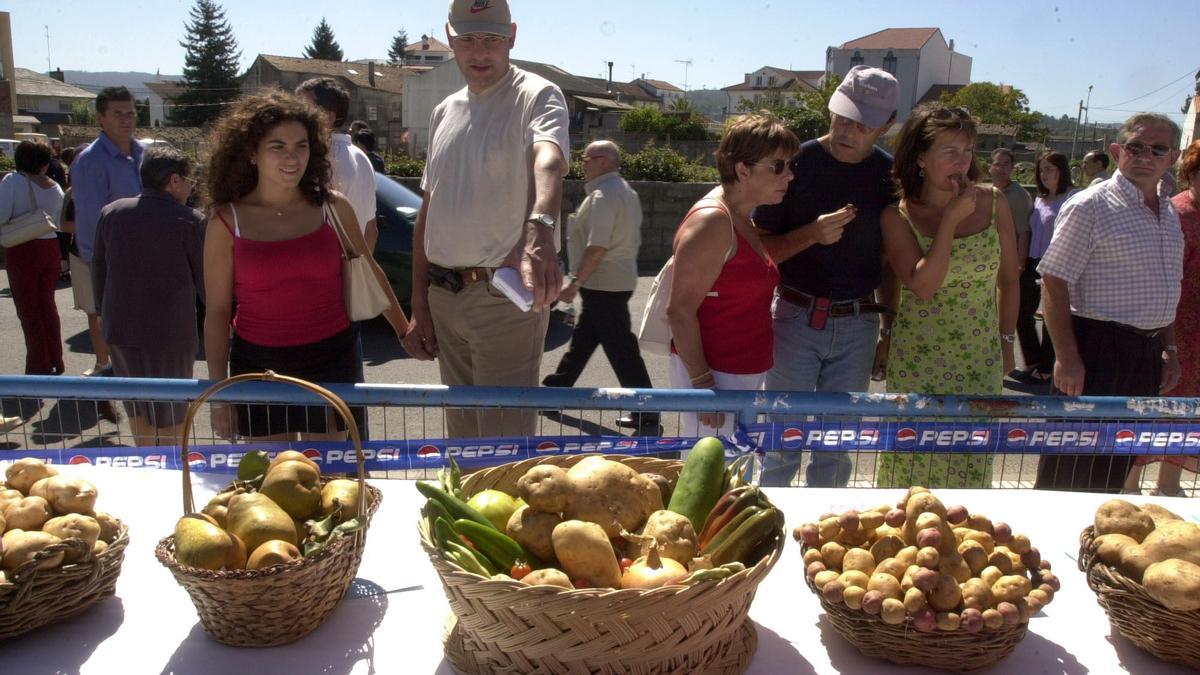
[
  {"left": 1143, "top": 559, "right": 1200, "bottom": 611},
  {"left": 1094, "top": 499, "right": 1154, "bottom": 542}
]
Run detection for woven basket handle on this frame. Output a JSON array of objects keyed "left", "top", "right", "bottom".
[{"left": 178, "top": 371, "right": 366, "bottom": 520}]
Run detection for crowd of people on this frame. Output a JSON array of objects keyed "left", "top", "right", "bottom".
[{"left": 1, "top": 0, "right": 1197, "bottom": 496}]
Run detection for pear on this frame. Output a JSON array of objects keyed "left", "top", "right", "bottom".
[
  {"left": 5, "top": 458, "right": 57, "bottom": 495},
  {"left": 226, "top": 492, "right": 298, "bottom": 554},
  {"left": 202, "top": 488, "right": 242, "bottom": 529},
  {"left": 4, "top": 496, "right": 53, "bottom": 531},
  {"left": 247, "top": 540, "right": 303, "bottom": 570},
  {"left": 2, "top": 529, "right": 64, "bottom": 571},
  {"left": 260, "top": 460, "right": 322, "bottom": 519},
  {"left": 268, "top": 450, "right": 320, "bottom": 474},
  {"left": 173, "top": 513, "right": 243, "bottom": 571},
  {"left": 321, "top": 479, "right": 362, "bottom": 524},
  {"left": 237, "top": 450, "right": 272, "bottom": 482}
]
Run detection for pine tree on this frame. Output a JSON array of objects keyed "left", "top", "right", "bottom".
[
  {"left": 387, "top": 28, "right": 408, "bottom": 66},
  {"left": 304, "top": 18, "right": 344, "bottom": 61},
  {"left": 170, "top": 0, "right": 241, "bottom": 127}
]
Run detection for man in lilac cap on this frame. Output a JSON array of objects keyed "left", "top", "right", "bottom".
[{"left": 755, "top": 65, "right": 900, "bottom": 487}]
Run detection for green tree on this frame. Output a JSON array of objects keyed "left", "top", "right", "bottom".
[
  {"left": 618, "top": 105, "right": 708, "bottom": 141},
  {"left": 940, "top": 82, "right": 1045, "bottom": 139},
  {"left": 732, "top": 79, "right": 832, "bottom": 143},
  {"left": 171, "top": 0, "right": 241, "bottom": 127},
  {"left": 798, "top": 76, "right": 839, "bottom": 129},
  {"left": 70, "top": 100, "right": 97, "bottom": 126},
  {"left": 304, "top": 18, "right": 344, "bottom": 61},
  {"left": 387, "top": 28, "right": 408, "bottom": 65},
  {"left": 136, "top": 97, "right": 151, "bottom": 126}
]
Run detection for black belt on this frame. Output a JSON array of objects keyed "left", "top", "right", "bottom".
[
  {"left": 778, "top": 286, "right": 891, "bottom": 317},
  {"left": 428, "top": 264, "right": 495, "bottom": 293},
  {"left": 1074, "top": 315, "right": 1165, "bottom": 339}
]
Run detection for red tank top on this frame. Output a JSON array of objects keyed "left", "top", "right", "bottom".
[
  {"left": 678, "top": 202, "right": 779, "bottom": 374},
  {"left": 218, "top": 207, "right": 349, "bottom": 347}
]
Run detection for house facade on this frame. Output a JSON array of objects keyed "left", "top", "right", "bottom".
[
  {"left": 12, "top": 68, "right": 95, "bottom": 138},
  {"left": 405, "top": 36, "right": 453, "bottom": 66},
  {"left": 242, "top": 54, "right": 416, "bottom": 151},
  {"left": 144, "top": 79, "right": 184, "bottom": 128},
  {"left": 632, "top": 78, "right": 684, "bottom": 107},
  {"left": 720, "top": 66, "right": 825, "bottom": 117},
  {"left": 827, "top": 27, "right": 971, "bottom": 125}
]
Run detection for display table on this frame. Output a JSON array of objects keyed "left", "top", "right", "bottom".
[{"left": 2, "top": 465, "right": 1194, "bottom": 674}]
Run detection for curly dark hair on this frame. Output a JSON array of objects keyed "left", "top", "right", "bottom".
[
  {"left": 204, "top": 89, "right": 332, "bottom": 207},
  {"left": 892, "top": 102, "right": 980, "bottom": 201}
]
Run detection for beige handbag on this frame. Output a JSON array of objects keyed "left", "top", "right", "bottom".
[
  {"left": 324, "top": 202, "right": 391, "bottom": 321},
  {"left": 0, "top": 173, "right": 58, "bottom": 248}
]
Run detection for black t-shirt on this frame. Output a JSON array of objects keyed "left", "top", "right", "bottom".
[{"left": 754, "top": 139, "right": 896, "bottom": 300}]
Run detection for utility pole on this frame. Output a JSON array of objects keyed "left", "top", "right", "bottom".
[
  {"left": 1070, "top": 98, "right": 1085, "bottom": 162},
  {"left": 1082, "top": 84, "right": 1093, "bottom": 149},
  {"left": 674, "top": 58, "right": 693, "bottom": 92},
  {"left": 44, "top": 25, "right": 51, "bottom": 73}
]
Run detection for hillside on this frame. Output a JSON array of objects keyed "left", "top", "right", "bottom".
[{"left": 61, "top": 71, "right": 182, "bottom": 98}]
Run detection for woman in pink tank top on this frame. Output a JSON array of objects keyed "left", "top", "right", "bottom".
[
  {"left": 667, "top": 113, "right": 798, "bottom": 438},
  {"left": 202, "top": 91, "right": 409, "bottom": 441}
]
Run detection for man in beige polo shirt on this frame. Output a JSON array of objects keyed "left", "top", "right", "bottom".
[{"left": 402, "top": 0, "right": 569, "bottom": 438}]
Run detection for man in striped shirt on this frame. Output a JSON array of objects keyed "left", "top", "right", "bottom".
[{"left": 1035, "top": 112, "right": 1184, "bottom": 493}]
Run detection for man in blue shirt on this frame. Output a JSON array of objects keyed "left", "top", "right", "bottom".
[
  {"left": 68, "top": 86, "right": 144, "bottom": 380},
  {"left": 754, "top": 66, "right": 899, "bottom": 487}
]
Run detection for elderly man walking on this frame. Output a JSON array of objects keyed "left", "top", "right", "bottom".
[
  {"left": 542, "top": 141, "right": 658, "bottom": 432},
  {"left": 1035, "top": 113, "right": 1184, "bottom": 493}
]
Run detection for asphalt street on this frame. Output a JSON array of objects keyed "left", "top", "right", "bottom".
[{"left": 0, "top": 271, "right": 1115, "bottom": 488}]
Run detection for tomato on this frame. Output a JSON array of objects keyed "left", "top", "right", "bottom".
[
  {"left": 459, "top": 534, "right": 475, "bottom": 549},
  {"left": 510, "top": 562, "right": 532, "bottom": 580},
  {"left": 573, "top": 578, "right": 590, "bottom": 589},
  {"left": 619, "top": 557, "right": 633, "bottom": 572}
]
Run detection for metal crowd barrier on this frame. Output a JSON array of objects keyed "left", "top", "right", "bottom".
[{"left": 1, "top": 375, "right": 1198, "bottom": 493}]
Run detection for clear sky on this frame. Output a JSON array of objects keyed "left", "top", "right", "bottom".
[{"left": 6, "top": 0, "right": 1197, "bottom": 124}]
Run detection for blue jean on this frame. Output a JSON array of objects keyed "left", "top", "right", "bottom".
[{"left": 760, "top": 293, "right": 880, "bottom": 487}]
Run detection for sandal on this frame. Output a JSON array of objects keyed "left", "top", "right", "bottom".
[{"left": 1008, "top": 367, "right": 1039, "bottom": 383}]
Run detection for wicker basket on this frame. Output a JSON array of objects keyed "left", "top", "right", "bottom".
[
  {"left": 0, "top": 521, "right": 130, "bottom": 640},
  {"left": 1078, "top": 525, "right": 1200, "bottom": 668},
  {"left": 801, "top": 566, "right": 1026, "bottom": 672},
  {"left": 154, "top": 371, "right": 381, "bottom": 647},
  {"left": 418, "top": 454, "right": 785, "bottom": 675}
]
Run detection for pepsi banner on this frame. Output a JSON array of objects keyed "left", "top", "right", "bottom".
[{"left": 4, "top": 421, "right": 1199, "bottom": 476}]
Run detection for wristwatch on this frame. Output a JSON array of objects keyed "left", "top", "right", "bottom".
[
  {"left": 527, "top": 213, "right": 557, "bottom": 229},
  {"left": 1000, "top": 333, "right": 1017, "bottom": 344}
]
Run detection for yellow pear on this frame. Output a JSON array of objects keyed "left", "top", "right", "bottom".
[
  {"left": 247, "top": 540, "right": 303, "bottom": 570},
  {"left": 226, "top": 492, "right": 298, "bottom": 554},
  {"left": 173, "top": 513, "right": 241, "bottom": 571},
  {"left": 321, "top": 479, "right": 362, "bottom": 523},
  {"left": 268, "top": 450, "right": 320, "bottom": 474},
  {"left": 260, "top": 460, "right": 322, "bottom": 519}
]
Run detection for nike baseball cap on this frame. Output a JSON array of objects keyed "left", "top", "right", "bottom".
[
  {"left": 447, "top": 0, "right": 513, "bottom": 37},
  {"left": 828, "top": 65, "right": 900, "bottom": 129}
]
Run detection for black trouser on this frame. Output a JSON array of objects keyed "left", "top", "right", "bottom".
[
  {"left": 544, "top": 288, "right": 653, "bottom": 394},
  {"left": 1016, "top": 258, "right": 1053, "bottom": 372},
  {"left": 1035, "top": 315, "right": 1163, "bottom": 493}
]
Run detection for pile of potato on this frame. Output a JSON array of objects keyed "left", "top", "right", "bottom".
[
  {"left": 795, "top": 487, "right": 1058, "bottom": 633},
  {"left": 1, "top": 458, "right": 121, "bottom": 581},
  {"left": 1090, "top": 499, "right": 1200, "bottom": 611}
]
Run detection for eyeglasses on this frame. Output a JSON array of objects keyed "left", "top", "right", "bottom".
[
  {"left": 1121, "top": 141, "right": 1173, "bottom": 158},
  {"left": 930, "top": 106, "right": 971, "bottom": 121},
  {"left": 453, "top": 34, "right": 506, "bottom": 48},
  {"left": 747, "top": 159, "right": 789, "bottom": 175}
]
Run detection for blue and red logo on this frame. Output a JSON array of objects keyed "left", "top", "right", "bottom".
[
  {"left": 69, "top": 455, "right": 92, "bottom": 465},
  {"left": 1006, "top": 428, "right": 1028, "bottom": 446},
  {"left": 535, "top": 441, "right": 559, "bottom": 453},
  {"left": 896, "top": 428, "right": 918, "bottom": 448},
  {"left": 416, "top": 445, "right": 440, "bottom": 460},
  {"left": 1115, "top": 429, "right": 1136, "bottom": 445},
  {"left": 613, "top": 439, "right": 638, "bottom": 450},
  {"left": 186, "top": 452, "right": 207, "bottom": 469},
  {"left": 781, "top": 427, "right": 804, "bottom": 448}
]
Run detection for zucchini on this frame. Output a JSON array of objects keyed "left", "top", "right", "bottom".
[{"left": 667, "top": 437, "right": 728, "bottom": 532}]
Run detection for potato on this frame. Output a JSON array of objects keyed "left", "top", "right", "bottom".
[
  {"left": 982, "top": 608, "right": 1004, "bottom": 630},
  {"left": 870, "top": 534, "right": 904, "bottom": 562},
  {"left": 962, "top": 530, "right": 995, "bottom": 554},
  {"left": 818, "top": 517, "right": 841, "bottom": 542},
  {"left": 1094, "top": 499, "right": 1155, "bottom": 542},
  {"left": 911, "top": 568, "right": 939, "bottom": 593},
  {"left": 839, "top": 569, "right": 870, "bottom": 589},
  {"left": 640, "top": 510, "right": 697, "bottom": 565},
  {"left": 902, "top": 491, "right": 947, "bottom": 543},
  {"left": 4, "top": 459, "right": 57, "bottom": 496},
  {"left": 1117, "top": 545, "right": 1156, "bottom": 583},
  {"left": 822, "top": 580, "right": 846, "bottom": 603},
  {"left": 843, "top": 585, "right": 866, "bottom": 610},
  {"left": 987, "top": 550, "right": 1014, "bottom": 575},
  {"left": 1008, "top": 534, "right": 1031, "bottom": 555},
  {"left": 875, "top": 557, "right": 907, "bottom": 580},
  {"left": 961, "top": 578, "right": 995, "bottom": 611},
  {"left": 880, "top": 597, "right": 907, "bottom": 625},
  {"left": 859, "top": 511, "right": 885, "bottom": 531},
  {"left": 861, "top": 590, "right": 885, "bottom": 615},
  {"left": 958, "top": 540, "right": 989, "bottom": 576},
  {"left": 895, "top": 546, "right": 919, "bottom": 568},
  {"left": 979, "top": 565, "right": 1004, "bottom": 587},
  {"left": 1140, "top": 521, "right": 1200, "bottom": 567},
  {"left": 916, "top": 546, "right": 940, "bottom": 570},
  {"left": 1, "top": 529, "right": 63, "bottom": 570},
  {"left": 842, "top": 548, "right": 876, "bottom": 575},
  {"left": 938, "top": 551, "right": 972, "bottom": 583},
  {"left": 813, "top": 570, "right": 840, "bottom": 589},
  {"left": 838, "top": 524, "right": 871, "bottom": 547},
  {"left": 0, "top": 489, "right": 24, "bottom": 516},
  {"left": 552, "top": 520, "right": 621, "bottom": 588},
  {"left": 564, "top": 457, "right": 663, "bottom": 538},
  {"left": 522, "top": 568, "right": 575, "bottom": 590},
  {"left": 928, "top": 573, "right": 962, "bottom": 612},
  {"left": 867, "top": 572, "right": 902, "bottom": 600},
  {"left": 507, "top": 506, "right": 562, "bottom": 563},
  {"left": 93, "top": 511, "right": 121, "bottom": 544},
  {"left": 966, "top": 513, "right": 994, "bottom": 534},
  {"left": 1138, "top": 503, "right": 1183, "bottom": 527},
  {"left": 960, "top": 607, "right": 984, "bottom": 633},
  {"left": 936, "top": 611, "right": 961, "bottom": 631},
  {"left": 517, "top": 465, "right": 572, "bottom": 514},
  {"left": 803, "top": 548, "right": 824, "bottom": 566},
  {"left": 903, "top": 586, "right": 927, "bottom": 613},
  {"left": 42, "top": 514, "right": 101, "bottom": 563},
  {"left": 820, "top": 541, "right": 848, "bottom": 570},
  {"left": 641, "top": 473, "right": 672, "bottom": 505},
  {"left": 4, "top": 496, "right": 52, "bottom": 531},
  {"left": 991, "top": 575, "right": 1032, "bottom": 604}
]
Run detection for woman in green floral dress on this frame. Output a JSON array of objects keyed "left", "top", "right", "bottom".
[{"left": 877, "top": 104, "right": 1021, "bottom": 488}]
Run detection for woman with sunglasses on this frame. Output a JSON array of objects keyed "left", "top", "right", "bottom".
[
  {"left": 1012, "top": 152, "right": 1080, "bottom": 384},
  {"left": 203, "top": 90, "right": 409, "bottom": 442},
  {"left": 666, "top": 112, "right": 798, "bottom": 438},
  {"left": 876, "top": 103, "right": 1021, "bottom": 488}
]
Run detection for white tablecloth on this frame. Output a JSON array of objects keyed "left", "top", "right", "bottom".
[{"left": 3, "top": 465, "right": 1195, "bottom": 674}]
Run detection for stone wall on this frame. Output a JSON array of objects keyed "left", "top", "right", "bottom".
[{"left": 393, "top": 177, "right": 716, "bottom": 273}]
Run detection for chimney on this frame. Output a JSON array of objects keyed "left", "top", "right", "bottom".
[
  {"left": 368, "top": 60, "right": 376, "bottom": 87},
  {"left": 50, "top": 68, "right": 64, "bottom": 82},
  {"left": 606, "top": 61, "right": 614, "bottom": 93}
]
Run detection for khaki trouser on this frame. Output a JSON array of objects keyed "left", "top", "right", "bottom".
[{"left": 428, "top": 281, "right": 549, "bottom": 438}]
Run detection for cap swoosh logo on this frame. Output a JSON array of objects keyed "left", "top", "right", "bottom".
[{"left": 469, "top": 2, "right": 492, "bottom": 12}]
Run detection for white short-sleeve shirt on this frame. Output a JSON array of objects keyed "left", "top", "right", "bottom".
[
  {"left": 330, "top": 133, "right": 377, "bottom": 234},
  {"left": 421, "top": 65, "right": 570, "bottom": 268}
]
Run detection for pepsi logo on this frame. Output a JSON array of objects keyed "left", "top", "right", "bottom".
[
  {"left": 896, "top": 428, "right": 917, "bottom": 447},
  {"left": 656, "top": 438, "right": 677, "bottom": 446},
  {"left": 781, "top": 427, "right": 804, "bottom": 448},
  {"left": 416, "top": 445, "right": 440, "bottom": 460},
  {"left": 68, "top": 455, "right": 92, "bottom": 465},
  {"left": 1007, "top": 429, "right": 1028, "bottom": 445},
  {"left": 535, "top": 441, "right": 559, "bottom": 453},
  {"left": 302, "top": 449, "right": 322, "bottom": 461},
  {"left": 186, "top": 452, "right": 206, "bottom": 468},
  {"left": 1114, "top": 430, "right": 1135, "bottom": 444},
  {"left": 614, "top": 440, "right": 638, "bottom": 450}
]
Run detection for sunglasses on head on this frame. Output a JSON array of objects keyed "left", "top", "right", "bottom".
[
  {"left": 1121, "top": 141, "right": 1173, "bottom": 158},
  {"left": 747, "top": 158, "right": 789, "bottom": 175},
  {"left": 930, "top": 106, "right": 971, "bottom": 121}
]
